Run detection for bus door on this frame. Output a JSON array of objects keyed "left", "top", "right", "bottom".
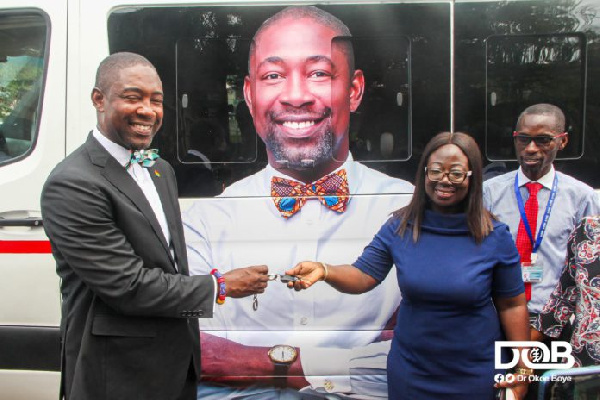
[{"left": 0, "top": 0, "right": 66, "bottom": 398}]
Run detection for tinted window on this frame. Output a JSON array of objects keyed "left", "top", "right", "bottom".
[
  {"left": 539, "top": 366, "right": 600, "bottom": 400},
  {"left": 455, "top": 0, "right": 600, "bottom": 187},
  {"left": 485, "top": 34, "right": 586, "bottom": 161},
  {"left": 0, "top": 12, "right": 47, "bottom": 165}
]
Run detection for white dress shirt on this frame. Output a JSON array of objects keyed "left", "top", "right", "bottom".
[
  {"left": 92, "top": 128, "right": 173, "bottom": 263},
  {"left": 183, "top": 157, "right": 414, "bottom": 399}
]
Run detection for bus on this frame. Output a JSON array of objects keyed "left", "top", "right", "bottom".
[{"left": 1, "top": 0, "right": 599, "bottom": 398}]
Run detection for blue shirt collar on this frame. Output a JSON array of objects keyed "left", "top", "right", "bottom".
[{"left": 517, "top": 165, "right": 555, "bottom": 190}]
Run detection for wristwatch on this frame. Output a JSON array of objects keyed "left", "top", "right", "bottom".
[{"left": 268, "top": 344, "right": 298, "bottom": 387}]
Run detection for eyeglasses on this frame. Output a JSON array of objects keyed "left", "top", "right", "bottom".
[
  {"left": 425, "top": 167, "right": 472, "bottom": 184},
  {"left": 513, "top": 131, "right": 567, "bottom": 147}
]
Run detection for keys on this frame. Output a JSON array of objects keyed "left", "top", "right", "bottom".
[
  {"left": 254, "top": 275, "right": 299, "bottom": 311},
  {"left": 268, "top": 274, "right": 299, "bottom": 283}
]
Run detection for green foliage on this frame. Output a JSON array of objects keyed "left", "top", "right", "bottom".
[{"left": 0, "top": 59, "right": 42, "bottom": 120}]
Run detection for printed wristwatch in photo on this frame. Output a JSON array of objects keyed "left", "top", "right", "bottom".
[{"left": 268, "top": 344, "right": 298, "bottom": 387}]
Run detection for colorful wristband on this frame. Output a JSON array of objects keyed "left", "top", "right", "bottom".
[{"left": 211, "top": 268, "right": 226, "bottom": 305}]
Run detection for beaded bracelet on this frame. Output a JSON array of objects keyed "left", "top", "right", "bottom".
[{"left": 211, "top": 268, "right": 226, "bottom": 305}]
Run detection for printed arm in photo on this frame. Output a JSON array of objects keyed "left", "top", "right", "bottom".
[
  {"left": 195, "top": 267, "right": 393, "bottom": 396},
  {"left": 183, "top": 213, "right": 394, "bottom": 396},
  {"left": 280, "top": 261, "right": 393, "bottom": 397},
  {"left": 182, "top": 214, "right": 302, "bottom": 386},
  {"left": 198, "top": 310, "right": 395, "bottom": 397}
]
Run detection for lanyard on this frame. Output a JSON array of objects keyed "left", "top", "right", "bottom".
[{"left": 514, "top": 174, "right": 558, "bottom": 256}]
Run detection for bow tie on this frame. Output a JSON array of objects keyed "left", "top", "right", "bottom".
[
  {"left": 271, "top": 169, "right": 350, "bottom": 218},
  {"left": 128, "top": 149, "right": 159, "bottom": 168}
]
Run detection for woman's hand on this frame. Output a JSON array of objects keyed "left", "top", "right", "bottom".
[
  {"left": 285, "top": 261, "right": 326, "bottom": 290},
  {"left": 495, "top": 375, "right": 529, "bottom": 400},
  {"left": 510, "top": 382, "right": 529, "bottom": 400}
]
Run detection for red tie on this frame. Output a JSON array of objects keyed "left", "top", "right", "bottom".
[{"left": 516, "top": 182, "right": 542, "bottom": 301}]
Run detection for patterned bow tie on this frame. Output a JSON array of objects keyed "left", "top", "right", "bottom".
[
  {"left": 128, "top": 149, "right": 159, "bottom": 168},
  {"left": 271, "top": 169, "right": 350, "bottom": 218}
]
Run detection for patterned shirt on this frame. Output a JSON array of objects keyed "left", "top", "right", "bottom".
[{"left": 533, "top": 216, "right": 600, "bottom": 367}]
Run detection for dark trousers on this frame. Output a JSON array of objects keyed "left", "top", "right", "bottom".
[{"left": 175, "top": 363, "right": 198, "bottom": 400}]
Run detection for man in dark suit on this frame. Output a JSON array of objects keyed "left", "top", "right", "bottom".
[{"left": 41, "top": 52, "right": 269, "bottom": 400}]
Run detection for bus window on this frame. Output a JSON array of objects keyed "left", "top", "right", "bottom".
[
  {"left": 0, "top": 12, "right": 46, "bottom": 165},
  {"left": 350, "top": 36, "right": 412, "bottom": 163},
  {"left": 485, "top": 33, "right": 586, "bottom": 161},
  {"left": 175, "top": 37, "right": 256, "bottom": 197}
]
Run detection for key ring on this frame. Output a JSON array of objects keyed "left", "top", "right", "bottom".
[
  {"left": 254, "top": 275, "right": 300, "bottom": 311},
  {"left": 268, "top": 274, "right": 299, "bottom": 283}
]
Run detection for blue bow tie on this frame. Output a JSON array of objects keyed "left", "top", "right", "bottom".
[{"left": 128, "top": 149, "right": 159, "bottom": 168}]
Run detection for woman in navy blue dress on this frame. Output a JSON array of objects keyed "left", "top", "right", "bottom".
[{"left": 287, "top": 132, "right": 531, "bottom": 399}]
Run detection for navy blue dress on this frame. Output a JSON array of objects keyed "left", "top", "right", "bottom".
[{"left": 354, "top": 210, "right": 524, "bottom": 399}]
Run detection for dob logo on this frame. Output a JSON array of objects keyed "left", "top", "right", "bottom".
[{"left": 495, "top": 341, "right": 575, "bottom": 369}]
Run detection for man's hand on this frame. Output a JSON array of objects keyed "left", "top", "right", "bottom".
[
  {"left": 223, "top": 265, "right": 269, "bottom": 298},
  {"left": 200, "top": 332, "right": 268, "bottom": 381},
  {"left": 200, "top": 332, "right": 309, "bottom": 388}
]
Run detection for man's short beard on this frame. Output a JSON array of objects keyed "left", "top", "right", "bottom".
[{"left": 265, "top": 127, "right": 334, "bottom": 170}]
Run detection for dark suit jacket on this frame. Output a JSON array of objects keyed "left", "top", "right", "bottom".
[{"left": 41, "top": 133, "right": 214, "bottom": 400}]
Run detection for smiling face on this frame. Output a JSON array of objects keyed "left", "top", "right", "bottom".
[
  {"left": 515, "top": 113, "right": 567, "bottom": 181},
  {"left": 244, "top": 17, "right": 364, "bottom": 182},
  {"left": 424, "top": 144, "right": 470, "bottom": 214},
  {"left": 92, "top": 64, "right": 164, "bottom": 150}
]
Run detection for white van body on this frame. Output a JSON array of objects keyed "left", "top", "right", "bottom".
[{"left": 1, "top": 0, "right": 599, "bottom": 398}]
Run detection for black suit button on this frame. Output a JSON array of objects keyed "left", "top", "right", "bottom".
[{"left": 197, "top": 310, "right": 204, "bottom": 317}]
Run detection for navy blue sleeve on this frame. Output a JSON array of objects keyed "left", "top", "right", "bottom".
[
  {"left": 352, "top": 218, "right": 397, "bottom": 283},
  {"left": 492, "top": 223, "right": 525, "bottom": 298}
]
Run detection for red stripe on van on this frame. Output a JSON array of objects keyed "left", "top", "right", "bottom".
[{"left": 0, "top": 241, "right": 52, "bottom": 253}]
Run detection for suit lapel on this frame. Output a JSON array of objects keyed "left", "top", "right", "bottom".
[
  {"left": 85, "top": 134, "right": 176, "bottom": 272},
  {"left": 150, "top": 166, "right": 189, "bottom": 276}
]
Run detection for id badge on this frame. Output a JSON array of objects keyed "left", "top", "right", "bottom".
[{"left": 521, "top": 261, "right": 543, "bottom": 283}]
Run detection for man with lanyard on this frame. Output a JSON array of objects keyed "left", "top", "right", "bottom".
[{"left": 483, "top": 103, "right": 600, "bottom": 397}]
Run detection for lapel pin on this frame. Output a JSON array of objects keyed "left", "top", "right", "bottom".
[{"left": 154, "top": 170, "right": 161, "bottom": 177}]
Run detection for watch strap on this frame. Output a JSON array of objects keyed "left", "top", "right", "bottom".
[{"left": 273, "top": 362, "right": 290, "bottom": 388}]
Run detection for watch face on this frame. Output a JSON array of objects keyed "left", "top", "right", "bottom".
[{"left": 268, "top": 345, "right": 297, "bottom": 364}]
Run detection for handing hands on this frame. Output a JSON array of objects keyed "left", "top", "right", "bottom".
[
  {"left": 223, "top": 265, "right": 269, "bottom": 298},
  {"left": 284, "top": 261, "right": 327, "bottom": 291}
]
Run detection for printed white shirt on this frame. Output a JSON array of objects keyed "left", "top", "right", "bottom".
[{"left": 183, "top": 157, "right": 413, "bottom": 399}]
